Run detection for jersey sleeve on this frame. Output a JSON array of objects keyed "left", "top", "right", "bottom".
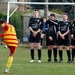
[
  {"left": 0, "top": 33, "right": 4, "bottom": 37},
  {"left": 70, "top": 21, "right": 75, "bottom": 34},
  {"left": 58, "top": 21, "right": 61, "bottom": 32},
  {"left": 28, "top": 17, "right": 33, "bottom": 27},
  {"left": 3, "top": 25, "right": 9, "bottom": 31}
]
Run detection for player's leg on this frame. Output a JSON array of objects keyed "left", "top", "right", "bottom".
[
  {"left": 36, "top": 33, "right": 41, "bottom": 63},
  {"left": 65, "top": 46, "right": 71, "bottom": 63},
  {"left": 71, "top": 46, "right": 75, "bottom": 62},
  {"left": 71, "top": 39, "right": 75, "bottom": 62},
  {"left": 37, "top": 42, "right": 41, "bottom": 63},
  {"left": 41, "top": 33, "right": 45, "bottom": 47},
  {"left": 29, "top": 34, "right": 35, "bottom": 62},
  {"left": 53, "top": 45, "right": 57, "bottom": 62},
  {"left": 57, "top": 36, "right": 63, "bottom": 62},
  {"left": 65, "top": 37, "right": 71, "bottom": 63},
  {"left": 52, "top": 35, "right": 57, "bottom": 62},
  {"left": 29, "top": 43, "right": 35, "bottom": 62},
  {"left": 47, "top": 46, "right": 52, "bottom": 62},
  {"left": 5, "top": 46, "right": 16, "bottom": 74},
  {"left": 58, "top": 46, "right": 63, "bottom": 63}
]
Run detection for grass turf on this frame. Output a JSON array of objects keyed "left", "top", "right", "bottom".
[{"left": 0, "top": 45, "right": 75, "bottom": 75}]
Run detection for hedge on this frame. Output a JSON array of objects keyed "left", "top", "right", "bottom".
[{"left": 0, "top": 12, "right": 21, "bottom": 39}]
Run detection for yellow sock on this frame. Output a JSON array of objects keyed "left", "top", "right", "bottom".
[{"left": 6, "top": 56, "right": 13, "bottom": 68}]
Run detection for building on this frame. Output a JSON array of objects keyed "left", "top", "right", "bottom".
[
  {"left": 0, "top": 0, "right": 17, "bottom": 12},
  {"left": 0, "top": 0, "right": 32, "bottom": 12},
  {"left": 18, "top": 0, "right": 31, "bottom": 11}
]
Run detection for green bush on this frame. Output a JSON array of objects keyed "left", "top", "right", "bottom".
[
  {"left": 10, "top": 12, "right": 21, "bottom": 39},
  {"left": 0, "top": 12, "right": 21, "bottom": 39},
  {"left": 51, "top": 9, "right": 63, "bottom": 14}
]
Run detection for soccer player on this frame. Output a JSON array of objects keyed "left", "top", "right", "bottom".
[
  {"left": 70, "top": 21, "right": 75, "bottom": 62},
  {"left": 0, "top": 20, "right": 18, "bottom": 74},
  {"left": 28, "top": 10, "right": 42, "bottom": 63},
  {"left": 46, "top": 13, "right": 58, "bottom": 62},
  {"left": 41, "top": 16, "right": 47, "bottom": 47},
  {"left": 57, "top": 13, "right": 71, "bottom": 63}
]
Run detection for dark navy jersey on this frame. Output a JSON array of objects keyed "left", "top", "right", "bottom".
[
  {"left": 42, "top": 22, "right": 47, "bottom": 32},
  {"left": 28, "top": 17, "right": 43, "bottom": 32},
  {"left": 71, "top": 21, "right": 75, "bottom": 35},
  {"left": 46, "top": 19, "right": 58, "bottom": 35},
  {"left": 58, "top": 21, "right": 71, "bottom": 34}
]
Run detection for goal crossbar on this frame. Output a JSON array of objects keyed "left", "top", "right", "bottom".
[
  {"left": 7, "top": 2, "right": 75, "bottom": 23},
  {"left": 8, "top": 2, "right": 75, "bottom": 5}
]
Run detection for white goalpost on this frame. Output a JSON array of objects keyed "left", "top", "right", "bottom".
[{"left": 7, "top": 2, "right": 75, "bottom": 23}]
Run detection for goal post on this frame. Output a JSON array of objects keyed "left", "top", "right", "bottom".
[{"left": 7, "top": 2, "right": 75, "bottom": 23}]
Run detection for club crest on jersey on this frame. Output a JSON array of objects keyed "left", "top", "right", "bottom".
[
  {"left": 66, "top": 23, "right": 68, "bottom": 25},
  {"left": 37, "top": 19, "right": 40, "bottom": 22}
]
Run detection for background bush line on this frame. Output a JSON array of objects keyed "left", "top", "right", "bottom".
[
  {"left": 0, "top": 12, "right": 21, "bottom": 39},
  {"left": 0, "top": 11, "right": 33, "bottom": 40}
]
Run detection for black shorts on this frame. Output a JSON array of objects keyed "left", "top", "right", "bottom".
[
  {"left": 57, "top": 35, "right": 70, "bottom": 46},
  {"left": 46, "top": 34, "right": 57, "bottom": 46},
  {"left": 29, "top": 33, "right": 41, "bottom": 43},
  {"left": 71, "top": 39, "right": 75, "bottom": 45}
]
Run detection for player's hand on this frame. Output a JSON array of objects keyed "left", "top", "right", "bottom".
[
  {"left": 71, "top": 34, "right": 74, "bottom": 39},
  {"left": 49, "top": 36, "right": 53, "bottom": 41},
  {"left": 33, "top": 31, "right": 37, "bottom": 37},
  {"left": 60, "top": 34, "right": 65, "bottom": 40}
]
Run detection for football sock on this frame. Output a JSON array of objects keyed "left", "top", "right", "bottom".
[
  {"left": 53, "top": 48, "right": 57, "bottom": 59},
  {"left": 72, "top": 49, "right": 75, "bottom": 60},
  {"left": 59, "top": 50, "right": 62, "bottom": 59},
  {"left": 31, "top": 49, "right": 34, "bottom": 60},
  {"left": 48, "top": 50, "right": 52, "bottom": 60},
  {"left": 41, "top": 38, "right": 43, "bottom": 46},
  {"left": 38, "top": 49, "right": 41, "bottom": 60},
  {"left": 67, "top": 50, "right": 71, "bottom": 60},
  {"left": 6, "top": 56, "right": 13, "bottom": 69}
]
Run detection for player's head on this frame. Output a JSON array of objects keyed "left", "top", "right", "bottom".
[
  {"left": 0, "top": 19, "right": 6, "bottom": 28},
  {"left": 50, "top": 13, "right": 56, "bottom": 20},
  {"left": 33, "top": 9, "right": 39, "bottom": 18},
  {"left": 42, "top": 16, "right": 47, "bottom": 22},
  {"left": 62, "top": 13, "right": 68, "bottom": 21},
  {"left": 0, "top": 19, "right": 5, "bottom": 25}
]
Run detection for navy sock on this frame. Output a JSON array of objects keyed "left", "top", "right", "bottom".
[
  {"left": 31, "top": 49, "right": 34, "bottom": 60},
  {"left": 59, "top": 50, "right": 63, "bottom": 60},
  {"left": 53, "top": 48, "right": 57, "bottom": 59},
  {"left": 38, "top": 49, "right": 41, "bottom": 60},
  {"left": 48, "top": 50, "right": 52, "bottom": 60}
]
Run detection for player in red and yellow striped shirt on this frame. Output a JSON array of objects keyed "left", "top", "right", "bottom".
[{"left": 0, "top": 20, "right": 18, "bottom": 74}]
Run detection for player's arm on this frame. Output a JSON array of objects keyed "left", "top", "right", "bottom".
[
  {"left": 63, "top": 30, "right": 70, "bottom": 36},
  {"left": 0, "top": 33, "right": 4, "bottom": 37},
  {"left": 29, "top": 27, "right": 35, "bottom": 33},
  {"left": 3, "top": 25, "right": 8, "bottom": 31},
  {"left": 70, "top": 22, "right": 74, "bottom": 38}
]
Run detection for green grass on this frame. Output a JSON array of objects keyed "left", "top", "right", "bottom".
[{"left": 0, "top": 45, "right": 75, "bottom": 75}]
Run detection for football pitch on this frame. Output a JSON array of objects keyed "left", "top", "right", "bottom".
[{"left": 0, "top": 45, "right": 75, "bottom": 75}]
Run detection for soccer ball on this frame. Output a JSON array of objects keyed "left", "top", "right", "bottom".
[{"left": 4, "top": 45, "right": 7, "bottom": 48}]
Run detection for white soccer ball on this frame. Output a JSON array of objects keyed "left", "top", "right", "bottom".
[{"left": 4, "top": 45, "right": 7, "bottom": 48}]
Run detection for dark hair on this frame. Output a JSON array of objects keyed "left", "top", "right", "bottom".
[
  {"left": 62, "top": 13, "right": 68, "bottom": 16},
  {"left": 0, "top": 19, "right": 6, "bottom": 24},
  {"left": 42, "top": 16, "right": 47, "bottom": 19},
  {"left": 34, "top": 9, "right": 38, "bottom": 11},
  {"left": 50, "top": 13, "right": 55, "bottom": 17}
]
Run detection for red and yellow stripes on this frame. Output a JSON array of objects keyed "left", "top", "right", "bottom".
[{"left": 2, "top": 23, "right": 18, "bottom": 47}]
